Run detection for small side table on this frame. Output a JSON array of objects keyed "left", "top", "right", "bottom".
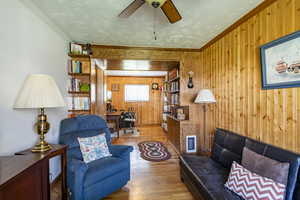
[
  {"left": 15, "top": 144, "right": 68, "bottom": 200},
  {"left": 106, "top": 112, "right": 121, "bottom": 138}
]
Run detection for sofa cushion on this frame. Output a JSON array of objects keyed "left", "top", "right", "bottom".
[
  {"left": 245, "top": 137, "right": 300, "bottom": 200},
  {"left": 225, "top": 161, "right": 286, "bottom": 200},
  {"left": 181, "top": 155, "right": 243, "bottom": 200},
  {"left": 211, "top": 128, "right": 245, "bottom": 169},
  {"left": 182, "top": 154, "right": 229, "bottom": 175},
  {"left": 84, "top": 156, "right": 128, "bottom": 188},
  {"left": 242, "top": 147, "right": 290, "bottom": 185},
  {"left": 264, "top": 144, "right": 300, "bottom": 200}
]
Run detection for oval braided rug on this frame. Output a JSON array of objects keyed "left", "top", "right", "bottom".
[{"left": 138, "top": 141, "right": 171, "bottom": 162}]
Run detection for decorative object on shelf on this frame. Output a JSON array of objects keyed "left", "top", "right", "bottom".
[
  {"left": 14, "top": 74, "right": 66, "bottom": 152},
  {"left": 186, "top": 135, "right": 197, "bottom": 153},
  {"left": 187, "top": 71, "right": 194, "bottom": 88},
  {"left": 111, "top": 83, "right": 120, "bottom": 91},
  {"left": 260, "top": 30, "right": 300, "bottom": 89},
  {"left": 86, "top": 43, "right": 93, "bottom": 55},
  {"left": 177, "top": 108, "right": 185, "bottom": 120},
  {"left": 152, "top": 82, "right": 159, "bottom": 90},
  {"left": 70, "top": 42, "right": 82, "bottom": 55},
  {"left": 80, "top": 83, "right": 90, "bottom": 92},
  {"left": 82, "top": 43, "right": 93, "bottom": 55},
  {"left": 194, "top": 89, "right": 216, "bottom": 152}
]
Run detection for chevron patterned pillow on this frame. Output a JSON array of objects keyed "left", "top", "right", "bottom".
[{"left": 225, "top": 161, "right": 286, "bottom": 200}]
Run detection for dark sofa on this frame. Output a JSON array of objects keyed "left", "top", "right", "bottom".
[{"left": 180, "top": 128, "right": 300, "bottom": 200}]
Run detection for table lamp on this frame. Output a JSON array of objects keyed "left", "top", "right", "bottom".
[
  {"left": 14, "top": 74, "right": 66, "bottom": 153},
  {"left": 194, "top": 89, "right": 216, "bottom": 152}
]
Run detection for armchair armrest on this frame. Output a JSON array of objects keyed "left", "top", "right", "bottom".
[
  {"left": 68, "top": 158, "right": 88, "bottom": 200},
  {"left": 110, "top": 145, "right": 133, "bottom": 158}
]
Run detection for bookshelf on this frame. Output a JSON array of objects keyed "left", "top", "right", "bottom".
[
  {"left": 67, "top": 50, "right": 92, "bottom": 118},
  {"left": 162, "top": 66, "right": 189, "bottom": 133}
]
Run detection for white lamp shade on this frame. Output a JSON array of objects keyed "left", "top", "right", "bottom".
[
  {"left": 14, "top": 74, "right": 66, "bottom": 108},
  {"left": 194, "top": 89, "right": 216, "bottom": 104}
]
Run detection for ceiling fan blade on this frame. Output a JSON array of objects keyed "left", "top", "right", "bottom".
[
  {"left": 118, "top": 0, "right": 145, "bottom": 18},
  {"left": 160, "top": 0, "right": 182, "bottom": 24}
]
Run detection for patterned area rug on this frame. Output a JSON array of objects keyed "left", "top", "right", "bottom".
[{"left": 138, "top": 141, "right": 171, "bottom": 162}]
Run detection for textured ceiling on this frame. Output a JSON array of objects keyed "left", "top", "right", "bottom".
[{"left": 29, "top": 0, "right": 263, "bottom": 49}]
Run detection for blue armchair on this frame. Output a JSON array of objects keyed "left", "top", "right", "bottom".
[{"left": 59, "top": 115, "right": 133, "bottom": 200}]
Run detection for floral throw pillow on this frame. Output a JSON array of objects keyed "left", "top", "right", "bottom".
[{"left": 78, "top": 134, "right": 112, "bottom": 163}]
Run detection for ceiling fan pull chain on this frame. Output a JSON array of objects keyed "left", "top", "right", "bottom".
[{"left": 153, "top": 7, "right": 157, "bottom": 40}]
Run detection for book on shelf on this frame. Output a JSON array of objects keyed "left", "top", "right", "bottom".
[
  {"left": 67, "top": 97, "right": 90, "bottom": 111},
  {"left": 170, "top": 81, "right": 179, "bottom": 92},
  {"left": 171, "top": 93, "right": 179, "bottom": 105},
  {"left": 164, "top": 105, "right": 171, "bottom": 112},
  {"left": 68, "top": 59, "right": 82, "bottom": 73}
]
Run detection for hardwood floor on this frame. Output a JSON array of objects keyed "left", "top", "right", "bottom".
[{"left": 51, "top": 126, "right": 194, "bottom": 200}]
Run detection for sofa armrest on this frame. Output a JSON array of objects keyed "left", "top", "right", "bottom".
[
  {"left": 68, "top": 158, "right": 88, "bottom": 200},
  {"left": 110, "top": 145, "right": 133, "bottom": 158}
]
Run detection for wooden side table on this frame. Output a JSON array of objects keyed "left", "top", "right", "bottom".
[{"left": 15, "top": 144, "right": 68, "bottom": 200}]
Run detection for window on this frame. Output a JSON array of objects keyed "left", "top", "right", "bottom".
[{"left": 125, "top": 84, "right": 149, "bottom": 102}]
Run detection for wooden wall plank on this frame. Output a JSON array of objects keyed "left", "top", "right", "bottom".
[{"left": 198, "top": 0, "right": 300, "bottom": 153}]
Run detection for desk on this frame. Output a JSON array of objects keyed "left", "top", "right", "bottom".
[
  {"left": 15, "top": 144, "right": 68, "bottom": 200},
  {"left": 106, "top": 111, "right": 122, "bottom": 138}
]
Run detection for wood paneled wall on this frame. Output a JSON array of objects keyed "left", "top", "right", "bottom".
[
  {"left": 197, "top": 0, "right": 300, "bottom": 153},
  {"left": 106, "top": 76, "right": 164, "bottom": 126}
]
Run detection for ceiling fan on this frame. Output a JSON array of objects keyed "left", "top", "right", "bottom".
[{"left": 118, "top": 0, "right": 182, "bottom": 24}]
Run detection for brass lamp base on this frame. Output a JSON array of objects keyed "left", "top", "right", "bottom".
[
  {"left": 31, "top": 141, "right": 52, "bottom": 153},
  {"left": 31, "top": 108, "right": 52, "bottom": 153}
]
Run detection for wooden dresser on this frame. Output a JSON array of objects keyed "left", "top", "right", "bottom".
[{"left": 0, "top": 144, "right": 67, "bottom": 200}]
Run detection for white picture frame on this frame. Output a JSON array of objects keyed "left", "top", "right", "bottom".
[{"left": 186, "top": 135, "right": 197, "bottom": 153}]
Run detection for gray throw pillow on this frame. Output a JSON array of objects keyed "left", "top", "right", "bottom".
[{"left": 242, "top": 147, "right": 290, "bottom": 185}]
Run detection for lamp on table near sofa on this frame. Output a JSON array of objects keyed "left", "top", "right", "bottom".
[
  {"left": 13, "top": 74, "right": 66, "bottom": 153},
  {"left": 194, "top": 89, "right": 216, "bottom": 152}
]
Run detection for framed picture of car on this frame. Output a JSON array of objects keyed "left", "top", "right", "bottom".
[{"left": 260, "top": 30, "right": 300, "bottom": 89}]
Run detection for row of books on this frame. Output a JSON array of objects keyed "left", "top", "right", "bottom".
[
  {"left": 67, "top": 78, "right": 90, "bottom": 92},
  {"left": 68, "top": 60, "right": 86, "bottom": 74},
  {"left": 163, "top": 105, "right": 171, "bottom": 113},
  {"left": 170, "top": 93, "right": 179, "bottom": 105},
  {"left": 170, "top": 81, "right": 179, "bottom": 92},
  {"left": 67, "top": 97, "right": 90, "bottom": 110}
]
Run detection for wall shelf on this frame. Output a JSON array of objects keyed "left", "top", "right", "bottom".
[
  {"left": 68, "top": 91, "right": 90, "bottom": 95},
  {"left": 68, "top": 73, "right": 90, "bottom": 77},
  {"left": 168, "top": 90, "right": 180, "bottom": 94},
  {"left": 68, "top": 53, "right": 90, "bottom": 58},
  {"left": 168, "top": 76, "right": 180, "bottom": 83}
]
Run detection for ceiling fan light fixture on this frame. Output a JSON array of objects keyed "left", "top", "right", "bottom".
[{"left": 145, "top": 0, "right": 167, "bottom": 8}]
